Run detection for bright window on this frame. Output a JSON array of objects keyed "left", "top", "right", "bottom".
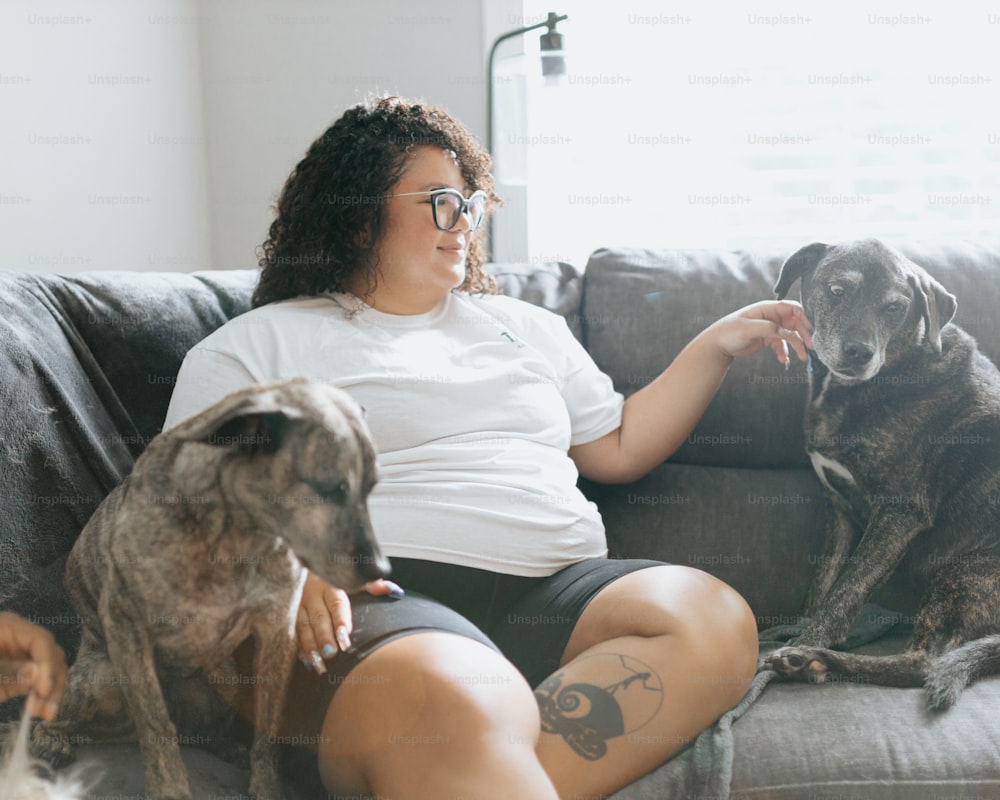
[{"left": 493, "top": 1, "right": 1000, "bottom": 268}]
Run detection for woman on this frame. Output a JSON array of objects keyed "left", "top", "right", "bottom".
[{"left": 165, "top": 96, "right": 812, "bottom": 799}]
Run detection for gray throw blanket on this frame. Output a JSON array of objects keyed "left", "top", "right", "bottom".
[{"left": 619, "top": 602, "right": 905, "bottom": 799}]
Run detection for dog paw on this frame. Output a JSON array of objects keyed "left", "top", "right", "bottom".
[
  {"left": 206, "top": 737, "right": 251, "bottom": 769},
  {"left": 763, "top": 646, "right": 832, "bottom": 683},
  {"left": 29, "top": 725, "right": 77, "bottom": 769}
]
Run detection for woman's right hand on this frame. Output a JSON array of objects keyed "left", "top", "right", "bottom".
[{"left": 296, "top": 572, "right": 403, "bottom": 674}]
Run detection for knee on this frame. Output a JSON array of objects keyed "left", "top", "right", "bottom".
[
  {"left": 678, "top": 566, "right": 756, "bottom": 638},
  {"left": 669, "top": 567, "right": 758, "bottom": 703},
  {"left": 617, "top": 566, "right": 758, "bottom": 703}
]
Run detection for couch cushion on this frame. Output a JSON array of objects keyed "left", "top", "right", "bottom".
[
  {"left": 582, "top": 238, "right": 1000, "bottom": 470},
  {"left": 583, "top": 464, "right": 828, "bottom": 625},
  {"left": 584, "top": 462, "right": 922, "bottom": 621},
  {"left": 729, "top": 677, "right": 1000, "bottom": 799},
  {"left": 614, "top": 651, "right": 1000, "bottom": 799},
  {"left": 44, "top": 270, "right": 257, "bottom": 446},
  {"left": 488, "top": 259, "right": 584, "bottom": 341},
  {"left": 582, "top": 246, "right": 814, "bottom": 470},
  {"left": 897, "top": 238, "right": 1000, "bottom": 365}
]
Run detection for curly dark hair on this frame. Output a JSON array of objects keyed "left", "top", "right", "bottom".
[{"left": 252, "top": 95, "right": 499, "bottom": 308}]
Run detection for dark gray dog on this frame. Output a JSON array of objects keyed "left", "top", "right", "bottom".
[
  {"left": 764, "top": 238, "right": 1000, "bottom": 709},
  {"left": 31, "top": 379, "right": 389, "bottom": 799}
]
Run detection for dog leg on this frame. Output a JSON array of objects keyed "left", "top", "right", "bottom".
[
  {"left": 101, "top": 600, "right": 192, "bottom": 800},
  {"left": 164, "top": 665, "right": 250, "bottom": 769},
  {"left": 768, "top": 553, "right": 1000, "bottom": 706},
  {"left": 246, "top": 632, "right": 296, "bottom": 800},
  {"left": 805, "top": 500, "right": 861, "bottom": 616},
  {"left": 795, "top": 510, "right": 929, "bottom": 647},
  {"left": 764, "top": 646, "right": 930, "bottom": 688},
  {"left": 910, "top": 556, "right": 1000, "bottom": 708},
  {"left": 31, "top": 628, "right": 133, "bottom": 767}
]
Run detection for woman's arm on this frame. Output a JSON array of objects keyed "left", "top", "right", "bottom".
[{"left": 569, "top": 300, "right": 813, "bottom": 484}]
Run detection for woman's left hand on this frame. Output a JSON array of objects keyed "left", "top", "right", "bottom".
[
  {"left": 707, "top": 300, "right": 814, "bottom": 366},
  {"left": 0, "top": 612, "right": 67, "bottom": 720}
]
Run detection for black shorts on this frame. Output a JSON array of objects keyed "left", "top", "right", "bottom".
[{"left": 280, "top": 556, "right": 664, "bottom": 743}]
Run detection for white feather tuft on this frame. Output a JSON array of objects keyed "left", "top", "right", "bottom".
[{"left": 0, "top": 702, "right": 93, "bottom": 800}]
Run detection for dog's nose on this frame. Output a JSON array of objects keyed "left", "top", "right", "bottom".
[
  {"left": 350, "top": 527, "right": 391, "bottom": 582},
  {"left": 843, "top": 340, "right": 874, "bottom": 366},
  {"left": 359, "top": 550, "right": 391, "bottom": 582}
]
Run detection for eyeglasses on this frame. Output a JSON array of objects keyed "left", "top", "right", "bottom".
[{"left": 387, "top": 188, "right": 488, "bottom": 232}]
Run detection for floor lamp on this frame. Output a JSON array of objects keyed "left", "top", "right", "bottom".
[{"left": 486, "top": 11, "right": 568, "bottom": 260}]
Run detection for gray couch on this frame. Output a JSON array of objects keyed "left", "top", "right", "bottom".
[{"left": 2, "top": 238, "right": 999, "bottom": 798}]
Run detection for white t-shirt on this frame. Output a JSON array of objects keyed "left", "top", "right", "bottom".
[{"left": 164, "top": 291, "right": 625, "bottom": 577}]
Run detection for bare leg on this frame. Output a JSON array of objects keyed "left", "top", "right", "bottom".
[
  {"left": 316, "top": 632, "right": 560, "bottom": 800},
  {"left": 536, "top": 566, "right": 758, "bottom": 798}
]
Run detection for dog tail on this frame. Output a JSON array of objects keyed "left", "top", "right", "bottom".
[{"left": 925, "top": 634, "right": 1000, "bottom": 710}]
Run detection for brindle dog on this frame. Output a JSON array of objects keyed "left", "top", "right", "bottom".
[
  {"left": 31, "top": 379, "right": 389, "bottom": 800},
  {"left": 764, "top": 238, "right": 1000, "bottom": 709}
]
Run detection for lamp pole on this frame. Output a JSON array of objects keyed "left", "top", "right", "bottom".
[
  {"left": 487, "top": 12, "right": 568, "bottom": 156},
  {"left": 485, "top": 11, "right": 567, "bottom": 259}
]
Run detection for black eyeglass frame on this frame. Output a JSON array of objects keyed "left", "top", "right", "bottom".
[{"left": 387, "top": 188, "right": 488, "bottom": 232}]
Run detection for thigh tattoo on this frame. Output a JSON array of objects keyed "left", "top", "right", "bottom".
[{"left": 535, "top": 653, "right": 664, "bottom": 760}]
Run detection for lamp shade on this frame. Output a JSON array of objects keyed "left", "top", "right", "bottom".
[{"left": 539, "top": 28, "right": 566, "bottom": 85}]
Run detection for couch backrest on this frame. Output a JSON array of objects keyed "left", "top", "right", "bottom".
[{"left": 581, "top": 238, "right": 1000, "bottom": 470}]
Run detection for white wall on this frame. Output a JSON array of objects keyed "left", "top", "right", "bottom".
[
  {"left": 0, "top": 0, "right": 522, "bottom": 272},
  {"left": 197, "top": 0, "right": 489, "bottom": 268},
  {"left": 0, "top": 0, "right": 212, "bottom": 272}
]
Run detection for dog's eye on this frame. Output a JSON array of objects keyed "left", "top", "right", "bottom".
[
  {"left": 883, "top": 301, "right": 906, "bottom": 315},
  {"left": 327, "top": 481, "right": 349, "bottom": 504},
  {"left": 309, "top": 479, "right": 349, "bottom": 505},
  {"left": 828, "top": 284, "right": 845, "bottom": 297}
]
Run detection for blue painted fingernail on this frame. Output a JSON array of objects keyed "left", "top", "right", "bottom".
[
  {"left": 387, "top": 582, "right": 405, "bottom": 599},
  {"left": 301, "top": 658, "right": 314, "bottom": 672},
  {"left": 322, "top": 644, "right": 336, "bottom": 659}
]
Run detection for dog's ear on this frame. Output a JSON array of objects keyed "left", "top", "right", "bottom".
[
  {"left": 199, "top": 412, "right": 295, "bottom": 454},
  {"left": 175, "top": 394, "right": 306, "bottom": 454},
  {"left": 774, "top": 242, "right": 828, "bottom": 300},
  {"left": 907, "top": 265, "right": 957, "bottom": 353}
]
